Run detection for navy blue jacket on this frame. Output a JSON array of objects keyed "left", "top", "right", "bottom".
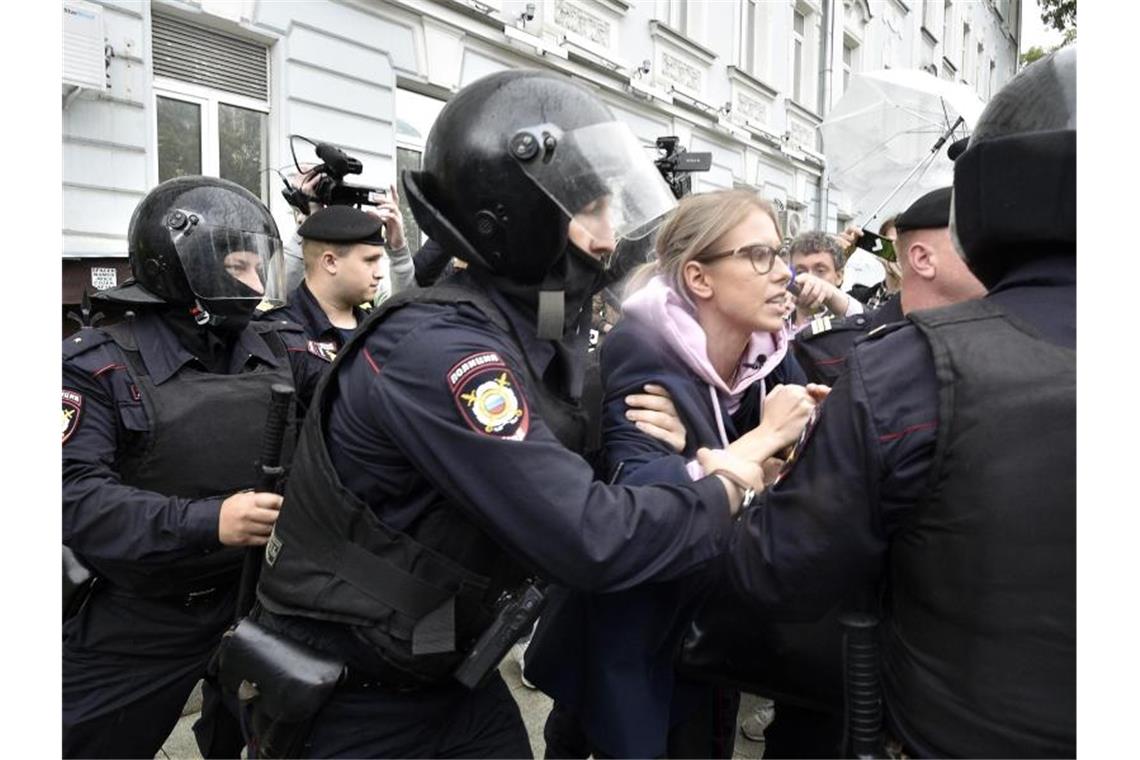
[
  {"left": 62, "top": 312, "right": 328, "bottom": 568},
  {"left": 318, "top": 270, "right": 734, "bottom": 592},
  {"left": 262, "top": 280, "right": 370, "bottom": 353},
  {"left": 726, "top": 256, "right": 1075, "bottom": 749},
  {"left": 527, "top": 312, "right": 805, "bottom": 757}
]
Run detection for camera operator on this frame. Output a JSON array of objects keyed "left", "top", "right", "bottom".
[{"left": 281, "top": 167, "right": 415, "bottom": 304}]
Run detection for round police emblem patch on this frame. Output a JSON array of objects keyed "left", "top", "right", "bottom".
[
  {"left": 62, "top": 389, "right": 83, "bottom": 445},
  {"left": 448, "top": 351, "right": 529, "bottom": 440}
]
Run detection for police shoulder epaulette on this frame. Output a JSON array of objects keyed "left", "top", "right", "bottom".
[
  {"left": 62, "top": 328, "right": 114, "bottom": 360},
  {"left": 801, "top": 312, "right": 868, "bottom": 340},
  {"left": 859, "top": 321, "right": 909, "bottom": 343}
]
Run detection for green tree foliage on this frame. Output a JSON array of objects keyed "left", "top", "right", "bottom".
[
  {"left": 1020, "top": 45, "right": 1048, "bottom": 66},
  {"left": 1040, "top": 0, "right": 1076, "bottom": 39}
]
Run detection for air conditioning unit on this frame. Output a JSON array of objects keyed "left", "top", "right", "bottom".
[
  {"left": 63, "top": 0, "right": 106, "bottom": 91},
  {"left": 779, "top": 208, "right": 804, "bottom": 238}
]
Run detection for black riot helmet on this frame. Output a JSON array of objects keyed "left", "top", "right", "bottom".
[
  {"left": 96, "top": 176, "right": 286, "bottom": 324},
  {"left": 402, "top": 69, "right": 675, "bottom": 291},
  {"left": 951, "top": 46, "right": 1076, "bottom": 288}
]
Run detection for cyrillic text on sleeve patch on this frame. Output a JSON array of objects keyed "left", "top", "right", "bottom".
[
  {"left": 447, "top": 352, "right": 529, "bottom": 440},
  {"left": 62, "top": 389, "right": 83, "bottom": 444}
]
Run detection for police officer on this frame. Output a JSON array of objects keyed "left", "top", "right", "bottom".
[
  {"left": 793, "top": 186, "right": 985, "bottom": 386},
  {"left": 247, "top": 69, "right": 762, "bottom": 758},
  {"left": 62, "top": 176, "right": 329, "bottom": 758},
  {"left": 720, "top": 47, "right": 1076, "bottom": 757},
  {"left": 263, "top": 205, "right": 386, "bottom": 355}
]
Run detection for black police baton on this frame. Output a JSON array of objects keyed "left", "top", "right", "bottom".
[
  {"left": 235, "top": 383, "right": 295, "bottom": 620},
  {"left": 840, "top": 612, "right": 886, "bottom": 759}
]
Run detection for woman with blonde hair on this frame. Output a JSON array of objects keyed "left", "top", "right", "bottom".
[{"left": 527, "top": 189, "right": 822, "bottom": 758}]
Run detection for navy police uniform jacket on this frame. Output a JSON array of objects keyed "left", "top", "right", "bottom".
[
  {"left": 527, "top": 311, "right": 805, "bottom": 758},
  {"left": 62, "top": 311, "right": 327, "bottom": 581},
  {"left": 309, "top": 270, "right": 733, "bottom": 587},
  {"left": 793, "top": 294, "right": 904, "bottom": 386},
  {"left": 262, "top": 280, "right": 369, "bottom": 356},
  {"left": 726, "top": 256, "right": 1075, "bottom": 757}
]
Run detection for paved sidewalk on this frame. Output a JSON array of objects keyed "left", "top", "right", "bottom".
[{"left": 158, "top": 659, "right": 766, "bottom": 759}]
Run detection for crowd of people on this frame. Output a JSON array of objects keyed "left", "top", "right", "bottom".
[{"left": 62, "top": 45, "right": 1076, "bottom": 759}]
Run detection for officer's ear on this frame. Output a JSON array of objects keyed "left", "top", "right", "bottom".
[
  {"left": 320, "top": 249, "right": 340, "bottom": 276},
  {"left": 904, "top": 236, "right": 937, "bottom": 281}
]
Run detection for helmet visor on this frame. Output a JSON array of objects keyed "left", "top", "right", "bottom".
[
  {"left": 512, "top": 121, "right": 677, "bottom": 242},
  {"left": 171, "top": 222, "right": 287, "bottom": 308}
]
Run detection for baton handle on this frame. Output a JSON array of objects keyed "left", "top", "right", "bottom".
[
  {"left": 236, "top": 383, "right": 295, "bottom": 621},
  {"left": 840, "top": 612, "right": 886, "bottom": 759}
]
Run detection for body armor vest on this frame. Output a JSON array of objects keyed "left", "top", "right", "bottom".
[
  {"left": 94, "top": 319, "right": 296, "bottom": 595},
  {"left": 886, "top": 299, "right": 1075, "bottom": 757},
  {"left": 257, "top": 284, "right": 591, "bottom": 685}
]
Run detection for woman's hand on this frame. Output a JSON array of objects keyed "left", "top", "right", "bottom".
[
  {"left": 726, "top": 384, "right": 818, "bottom": 463},
  {"left": 625, "top": 384, "right": 687, "bottom": 453},
  {"left": 759, "top": 384, "right": 818, "bottom": 451}
]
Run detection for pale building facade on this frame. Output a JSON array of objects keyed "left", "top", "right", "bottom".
[{"left": 61, "top": 0, "right": 1020, "bottom": 304}]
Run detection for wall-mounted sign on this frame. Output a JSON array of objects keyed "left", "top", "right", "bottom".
[{"left": 91, "top": 267, "right": 118, "bottom": 290}]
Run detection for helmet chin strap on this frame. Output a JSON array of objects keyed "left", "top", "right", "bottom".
[
  {"left": 190, "top": 299, "right": 214, "bottom": 326},
  {"left": 189, "top": 299, "right": 250, "bottom": 330},
  {"left": 536, "top": 276, "right": 565, "bottom": 341}
]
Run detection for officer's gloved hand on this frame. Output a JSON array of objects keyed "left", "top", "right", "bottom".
[{"left": 218, "top": 491, "right": 283, "bottom": 546}]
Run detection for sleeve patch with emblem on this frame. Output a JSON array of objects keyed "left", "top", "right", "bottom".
[
  {"left": 62, "top": 390, "right": 83, "bottom": 444},
  {"left": 773, "top": 405, "right": 821, "bottom": 486},
  {"left": 307, "top": 340, "right": 337, "bottom": 362},
  {"left": 447, "top": 352, "right": 529, "bottom": 440}
]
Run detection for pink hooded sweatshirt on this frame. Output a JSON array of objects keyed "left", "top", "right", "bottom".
[{"left": 621, "top": 275, "right": 792, "bottom": 478}]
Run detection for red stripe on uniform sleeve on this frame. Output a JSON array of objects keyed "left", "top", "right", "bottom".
[
  {"left": 92, "top": 363, "right": 127, "bottom": 377},
  {"left": 878, "top": 421, "right": 937, "bottom": 442}
]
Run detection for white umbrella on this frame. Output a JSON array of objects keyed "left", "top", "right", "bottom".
[{"left": 820, "top": 68, "right": 985, "bottom": 225}]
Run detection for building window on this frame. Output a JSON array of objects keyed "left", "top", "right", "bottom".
[
  {"left": 667, "top": 0, "right": 689, "bottom": 33},
  {"left": 842, "top": 39, "right": 857, "bottom": 93},
  {"left": 154, "top": 84, "right": 268, "bottom": 201},
  {"left": 961, "top": 23, "right": 970, "bottom": 79},
  {"left": 394, "top": 87, "right": 447, "bottom": 251},
  {"left": 743, "top": 0, "right": 758, "bottom": 74},
  {"left": 976, "top": 42, "right": 984, "bottom": 93},
  {"left": 151, "top": 14, "right": 270, "bottom": 200},
  {"left": 943, "top": 0, "right": 954, "bottom": 56},
  {"left": 792, "top": 8, "right": 805, "bottom": 103},
  {"left": 922, "top": 0, "right": 937, "bottom": 34}
]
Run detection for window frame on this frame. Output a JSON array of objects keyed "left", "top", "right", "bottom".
[
  {"left": 791, "top": 8, "right": 806, "bottom": 104},
  {"left": 151, "top": 76, "right": 271, "bottom": 201},
  {"left": 394, "top": 86, "right": 448, "bottom": 251}
]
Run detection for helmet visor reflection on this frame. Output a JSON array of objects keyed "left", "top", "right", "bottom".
[
  {"left": 512, "top": 121, "right": 677, "bottom": 242},
  {"left": 171, "top": 222, "right": 287, "bottom": 308}
]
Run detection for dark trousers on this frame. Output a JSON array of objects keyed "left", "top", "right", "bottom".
[
  {"left": 302, "top": 672, "right": 532, "bottom": 758},
  {"left": 62, "top": 584, "right": 243, "bottom": 759},
  {"left": 543, "top": 686, "right": 739, "bottom": 760}
]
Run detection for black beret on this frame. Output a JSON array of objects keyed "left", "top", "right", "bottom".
[
  {"left": 895, "top": 187, "right": 952, "bottom": 233},
  {"left": 297, "top": 206, "right": 384, "bottom": 245}
]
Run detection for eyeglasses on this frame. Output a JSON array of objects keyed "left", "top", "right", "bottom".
[{"left": 696, "top": 243, "right": 783, "bottom": 275}]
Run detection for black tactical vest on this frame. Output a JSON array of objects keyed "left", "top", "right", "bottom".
[
  {"left": 886, "top": 299, "right": 1075, "bottom": 757},
  {"left": 257, "top": 284, "right": 592, "bottom": 685},
  {"left": 95, "top": 319, "right": 297, "bottom": 595}
]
